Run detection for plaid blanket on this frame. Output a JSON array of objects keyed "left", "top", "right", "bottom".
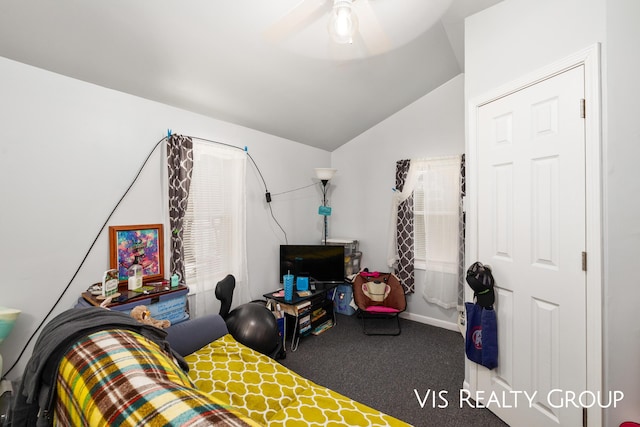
[{"left": 55, "top": 329, "right": 259, "bottom": 427}]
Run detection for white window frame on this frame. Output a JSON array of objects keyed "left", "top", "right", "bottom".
[
  {"left": 413, "top": 173, "right": 428, "bottom": 270},
  {"left": 413, "top": 158, "right": 461, "bottom": 271},
  {"left": 182, "top": 141, "right": 248, "bottom": 316}
]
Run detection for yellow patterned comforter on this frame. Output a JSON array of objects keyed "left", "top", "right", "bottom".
[{"left": 186, "top": 334, "right": 411, "bottom": 427}]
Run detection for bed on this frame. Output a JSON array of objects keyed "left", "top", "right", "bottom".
[{"left": 12, "top": 307, "right": 410, "bottom": 427}]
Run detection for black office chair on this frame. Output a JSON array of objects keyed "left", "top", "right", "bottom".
[
  {"left": 214, "top": 275, "right": 283, "bottom": 359},
  {"left": 215, "top": 274, "right": 236, "bottom": 319}
]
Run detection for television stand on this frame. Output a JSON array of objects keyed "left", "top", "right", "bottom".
[{"left": 263, "top": 284, "right": 338, "bottom": 351}]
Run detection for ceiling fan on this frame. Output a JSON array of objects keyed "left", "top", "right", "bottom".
[{"left": 263, "top": 0, "right": 453, "bottom": 60}]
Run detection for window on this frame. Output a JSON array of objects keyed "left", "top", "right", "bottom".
[
  {"left": 414, "top": 174, "right": 427, "bottom": 268},
  {"left": 182, "top": 141, "right": 247, "bottom": 316},
  {"left": 412, "top": 156, "right": 461, "bottom": 309},
  {"left": 413, "top": 163, "right": 460, "bottom": 269}
]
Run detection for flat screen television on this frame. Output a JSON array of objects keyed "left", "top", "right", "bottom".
[{"left": 279, "top": 244, "right": 345, "bottom": 286}]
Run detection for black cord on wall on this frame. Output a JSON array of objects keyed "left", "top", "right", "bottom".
[
  {"left": 188, "top": 135, "right": 289, "bottom": 244},
  {"left": 3, "top": 135, "right": 166, "bottom": 378},
  {"left": 2, "top": 133, "right": 288, "bottom": 378}
]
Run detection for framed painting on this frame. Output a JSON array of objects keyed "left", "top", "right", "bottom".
[{"left": 109, "top": 224, "right": 164, "bottom": 285}]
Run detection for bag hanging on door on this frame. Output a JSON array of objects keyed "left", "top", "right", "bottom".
[{"left": 465, "top": 302, "right": 498, "bottom": 369}]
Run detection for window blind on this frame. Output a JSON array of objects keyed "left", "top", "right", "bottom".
[{"left": 182, "top": 141, "right": 247, "bottom": 314}]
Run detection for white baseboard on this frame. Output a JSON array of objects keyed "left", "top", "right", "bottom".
[{"left": 400, "top": 312, "right": 459, "bottom": 332}]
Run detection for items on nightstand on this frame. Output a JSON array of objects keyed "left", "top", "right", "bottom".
[
  {"left": 127, "top": 260, "right": 143, "bottom": 291},
  {"left": 295, "top": 275, "right": 309, "bottom": 292},
  {"left": 264, "top": 284, "right": 337, "bottom": 351},
  {"left": 283, "top": 273, "right": 294, "bottom": 301},
  {"left": 170, "top": 273, "right": 180, "bottom": 288},
  {"left": 102, "top": 269, "right": 119, "bottom": 298},
  {"left": 87, "top": 282, "right": 102, "bottom": 296},
  {"left": 80, "top": 283, "right": 190, "bottom": 325}
]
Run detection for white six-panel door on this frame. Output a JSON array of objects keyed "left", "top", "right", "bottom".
[{"left": 476, "top": 65, "right": 586, "bottom": 426}]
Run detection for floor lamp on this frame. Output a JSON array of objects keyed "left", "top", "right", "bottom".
[{"left": 315, "top": 168, "right": 337, "bottom": 245}]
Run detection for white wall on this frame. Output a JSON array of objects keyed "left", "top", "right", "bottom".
[
  {"left": 331, "top": 74, "right": 465, "bottom": 328},
  {"left": 466, "top": 0, "right": 640, "bottom": 425},
  {"left": 603, "top": 0, "right": 640, "bottom": 425},
  {"left": 465, "top": 0, "right": 605, "bottom": 100},
  {"left": 0, "top": 56, "right": 330, "bottom": 380}
]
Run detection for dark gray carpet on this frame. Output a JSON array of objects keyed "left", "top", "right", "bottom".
[{"left": 279, "top": 313, "right": 509, "bottom": 427}]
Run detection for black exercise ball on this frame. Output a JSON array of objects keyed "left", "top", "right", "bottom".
[{"left": 225, "top": 302, "right": 280, "bottom": 357}]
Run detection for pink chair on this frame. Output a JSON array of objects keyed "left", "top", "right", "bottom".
[{"left": 352, "top": 272, "right": 406, "bottom": 335}]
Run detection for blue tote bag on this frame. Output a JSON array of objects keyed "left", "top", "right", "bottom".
[{"left": 465, "top": 302, "right": 498, "bottom": 369}]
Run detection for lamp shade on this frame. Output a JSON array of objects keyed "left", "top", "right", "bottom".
[
  {"left": 315, "top": 168, "right": 337, "bottom": 181},
  {"left": 0, "top": 307, "right": 20, "bottom": 344}
]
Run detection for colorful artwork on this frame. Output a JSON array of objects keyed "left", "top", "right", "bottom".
[{"left": 109, "top": 224, "right": 164, "bottom": 284}]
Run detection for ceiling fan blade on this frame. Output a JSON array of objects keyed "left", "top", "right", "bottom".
[
  {"left": 355, "top": 0, "right": 391, "bottom": 56},
  {"left": 264, "top": 0, "right": 330, "bottom": 44}
]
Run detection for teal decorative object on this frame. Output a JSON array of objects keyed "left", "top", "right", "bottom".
[
  {"left": 0, "top": 306, "right": 20, "bottom": 376},
  {"left": 0, "top": 307, "right": 20, "bottom": 344}
]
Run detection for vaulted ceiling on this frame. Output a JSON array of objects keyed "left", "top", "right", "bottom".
[{"left": 0, "top": 0, "right": 501, "bottom": 151}]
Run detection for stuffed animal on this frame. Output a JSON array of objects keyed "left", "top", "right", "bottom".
[{"left": 130, "top": 305, "right": 171, "bottom": 329}]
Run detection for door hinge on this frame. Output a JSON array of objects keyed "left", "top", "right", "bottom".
[
  {"left": 580, "top": 98, "right": 586, "bottom": 118},
  {"left": 583, "top": 407, "right": 587, "bottom": 427},
  {"left": 582, "top": 251, "right": 587, "bottom": 272}
]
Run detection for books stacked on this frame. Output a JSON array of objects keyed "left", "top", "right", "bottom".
[
  {"left": 311, "top": 307, "right": 326, "bottom": 323},
  {"left": 265, "top": 293, "right": 335, "bottom": 342},
  {"left": 311, "top": 319, "right": 334, "bottom": 335},
  {"left": 299, "top": 314, "right": 312, "bottom": 335},
  {"left": 278, "top": 300, "right": 310, "bottom": 316},
  {"left": 297, "top": 300, "right": 312, "bottom": 336}
]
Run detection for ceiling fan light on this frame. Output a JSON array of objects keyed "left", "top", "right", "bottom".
[{"left": 328, "top": 0, "right": 358, "bottom": 44}]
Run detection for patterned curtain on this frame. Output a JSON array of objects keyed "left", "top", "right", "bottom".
[
  {"left": 395, "top": 159, "right": 415, "bottom": 293},
  {"left": 167, "top": 134, "right": 194, "bottom": 282},
  {"left": 457, "top": 154, "right": 466, "bottom": 311}
]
